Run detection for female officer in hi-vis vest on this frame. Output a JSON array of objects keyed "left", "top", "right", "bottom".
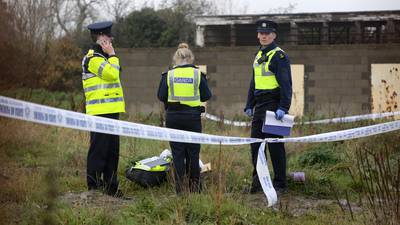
[
  {"left": 82, "top": 21, "right": 129, "bottom": 199},
  {"left": 244, "top": 20, "right": 292, "bottom": 195},
  {"left": 157, "top": 43, "right": 212, "bottom": 194}
]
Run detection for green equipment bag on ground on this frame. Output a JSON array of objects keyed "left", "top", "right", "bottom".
[{"left": 125, "top": 155, "right": 172, "bottom": 187}]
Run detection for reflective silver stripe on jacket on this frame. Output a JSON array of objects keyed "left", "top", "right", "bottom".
[
  {"left": 256, "top": 47, "right": 283, "bottom": 77},
  {"left": 254, "top": 60, "right": 273, "bottom": 76},
  {"left": 97, "top": 62, "right": 120, "bottom": 78},
  {"left": 168, "top": 69, "right": 200, "bottom": 101},
  {"left": 110, "top": 64, "right": 120, "bottom": 71},
  {"left": 82, "top": 73, "right": 96, "bottom": 80},
  {"left": 81, "top": 55, "right": 91, "bottom": 80},
  {"left": 262, "top": 47, "right": 280, "bottom": 76},
  {"left": 86, "top": 97, "right": 124, "bottom": 105},
  {"left": 97, "top": 61, "right": 108, "bottom": 78},
  {"left": 262, "top": 67, "right": 274, "bottom": 76},
  {"left": 84, "top": 83, "right": 121, "bottom": 93}
]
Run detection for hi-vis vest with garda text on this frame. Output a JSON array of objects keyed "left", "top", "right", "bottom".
[
  {"left": 253, "top": 47, "right": 283, "bottom": 90},
  {"left": 167, "top": 67, "right": 201, "bottom": 107},
  {"left": 81, "top": 49, "right": 125, "bottom": 115}
]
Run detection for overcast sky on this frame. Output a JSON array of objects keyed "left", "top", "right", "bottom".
[
  {"left": 234, "top": 0, "right": 399, "bottom": 14},
  {"left": 134, "top": 0, "right": 400, "bottom": 14}
]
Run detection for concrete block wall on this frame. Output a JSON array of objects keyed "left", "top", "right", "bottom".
[
  {"left": 118, "top": 48, "right": 175, "bottom": 113},
  {"left": 118, "top": 44, "right": 400, "bottom": 117},
  {"left": 295, "top": 44, "right": 400, "bottom": 116}
]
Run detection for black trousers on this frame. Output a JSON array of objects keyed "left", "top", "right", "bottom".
[
  {"left": 166, "top": 112, "right": 202, "bottom": 194},
  {"left": 250, "top": 101, "right": 287, "bottom": 190},
  {"left": 87, "top": 113, "right": 120, "bottom": 194}
]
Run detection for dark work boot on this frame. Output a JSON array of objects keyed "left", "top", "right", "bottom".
[
  {"left": 250, "top": 175, "right": 262, "bottom": 194},
  {"left": 107, "top": 189, "right": 132, "bottom": 200}
]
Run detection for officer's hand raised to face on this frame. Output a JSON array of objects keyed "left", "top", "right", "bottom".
[{"left": 99, "top": 36, "right": 115, "bottom": 56}]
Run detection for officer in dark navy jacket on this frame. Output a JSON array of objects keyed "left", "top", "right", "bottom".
[
  {"left": 157, "top": 43, "right": 212, "bottom": 194},
  {"left": 244, "top": 19, "right": 292, "bottom": 194}
]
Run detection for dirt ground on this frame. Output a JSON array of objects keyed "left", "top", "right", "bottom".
[
  {"left": 60, "top": 191, "right": 362, "bottom": 218},
  {"left": 59, "top": 191, "right": 133, "bottom": 210},
  {"left": 244, "top": 192, "right": 363, "bottom": 217}
]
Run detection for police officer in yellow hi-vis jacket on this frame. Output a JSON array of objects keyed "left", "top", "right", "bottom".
[
  {"left": 157, "top": 43, "right": 212, "bottom": 194},
  {"left": 244, "top": 20, "right": 292, "bottom": 195},
  {"left": 82, "top": 21, "right": 128, "bottom": 199}
]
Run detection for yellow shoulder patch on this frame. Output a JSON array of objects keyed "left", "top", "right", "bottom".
[
  {"left": 86, "top": 49, "right": 94, "bottom": 57},
  {"left": 279, "top": 53, "right": 285, "bottom": 59}
]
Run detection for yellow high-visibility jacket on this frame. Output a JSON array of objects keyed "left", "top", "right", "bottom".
[{"left": 81, "top": 49, "right": 125, "bottom": 115}]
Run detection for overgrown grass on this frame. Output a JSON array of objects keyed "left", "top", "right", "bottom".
[{"left": 2, "top": 89, "right": 399, "bottom": 224}]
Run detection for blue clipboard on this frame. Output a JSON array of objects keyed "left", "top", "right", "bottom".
[{"left": 262, "top": 111, "right": 294, "bottom": 136}]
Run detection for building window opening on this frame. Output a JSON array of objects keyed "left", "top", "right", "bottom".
[
  {"left": 297, "top": 23, "right": 322, "bottom": 45},
  {"left": 362, "top": 21, "right": 386, "bottom": 44},
  {"left": 328, "top": 22, "right": 352, "bottom": 44}
]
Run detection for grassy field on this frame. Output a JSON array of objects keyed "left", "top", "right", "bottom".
[{"left": 0, "top": 89, "right": 399, "bottom": 225}]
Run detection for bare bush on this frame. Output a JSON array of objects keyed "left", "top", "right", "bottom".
[
  {"left": 354, "top": 135, "right": 400, "bottom": 225},
  {"left": 101, "top": 0, "right": 135, "bottom": 21},
  {"left": 0, "top": 0, "right": 55, "bottom": 89},
  {"left": 53, "top": 0, "right": 101, "bottom": 37},
  {"left": 0, "top": 0, "right": 83, "bottom": 91}
]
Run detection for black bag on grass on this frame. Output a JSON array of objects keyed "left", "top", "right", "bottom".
[{"left": 125, "top": 157, "right": 171, "bottom": 187}]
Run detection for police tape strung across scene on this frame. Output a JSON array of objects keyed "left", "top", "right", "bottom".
[
  {"left": 204, "top": 111, "right": 400, "bottom": 127},
  {"left": 0, "top": 95, "right": 276, "bottom": 204},
  {"left": 1, "top": 95, "right": 400, "bottom": 207},
  {"left": 266, "top": 119, "right": 400, "bottom": 143},
  {"left": 0, "top": 96, "right": 261, "bottom": 145},
  {"left": 3, "top": 95, "right": 398, "bottom": 145},
  {"left": 204, "top": 113, "right": 250, "bottom": 126}
]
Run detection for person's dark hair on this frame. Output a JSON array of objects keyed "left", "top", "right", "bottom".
[{"left": 91, "top": 33, "right": 99, "bottom": 42}]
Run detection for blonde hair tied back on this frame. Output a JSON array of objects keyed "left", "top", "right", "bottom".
[
  {"left": 178, "top": 42, "right": 189, "bottom": 49},
  {"left": 173, "top": 42, "right": 194, "bottom": 65}
]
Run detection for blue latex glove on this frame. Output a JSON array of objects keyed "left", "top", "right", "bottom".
[
  {"left": 245, "top": 108, "right": 253, "bottom": 117},
  {"left": 275, "top": 109, "right": 285, "bottom": 120}
]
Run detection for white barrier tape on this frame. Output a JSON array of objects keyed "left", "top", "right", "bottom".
[
  {"left": 0, "top": 96, "right": 261, "bottom": 145},
  {"left": 204, "top": 113, "right": 250, "bottom": 127},
  {"left": 300, "top": 111, "right": 400, "bottom": 125},
  {"left": 267, "top": 119, "right": 400, "bottom": 143},
  {"left": 204, "top": 111, "right": 400, "bottom": 127},
  {"left": 257, "top": 141, "right": 277, "bottom": 207},
  {"left": 1, "top": 95, "right": 399, "bottom": 207},
  {"left": 0, "top": 95, "right": 277, "bottom": 205}
]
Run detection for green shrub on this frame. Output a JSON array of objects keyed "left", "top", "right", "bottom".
[{"left": 298, "top": 143, "right": 341, "bottom": 168}]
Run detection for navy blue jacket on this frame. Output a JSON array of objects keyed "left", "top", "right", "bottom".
[
  {"left": 244, "top": 42, "right": 292, "bottom": 113},
  {"left": 157, "top": 64, "right": 212, "bottom": 113}
]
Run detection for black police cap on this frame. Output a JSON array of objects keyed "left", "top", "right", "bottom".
[
  {"left": 256, "top": 19, "right": 278, "bottom": 33},
  {"left": 87, "top": 21, "right": 113, "bottom": 36}
]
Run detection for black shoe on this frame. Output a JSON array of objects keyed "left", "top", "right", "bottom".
[
  {"left": 250, "top": 185, "right": 262, "bottom": 194},
  {"left": 107, "top": 190, "right": 132, "bottom": 200},
  {"left": 275, "top": 187, "right": 288, "bottom": 196}
]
